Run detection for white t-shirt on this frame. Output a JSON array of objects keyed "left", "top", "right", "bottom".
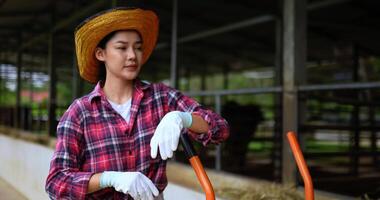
[{"left": 108, "top": 99, "right": 132, "bottom": 122}]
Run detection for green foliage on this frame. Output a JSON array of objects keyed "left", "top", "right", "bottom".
[
  {"left": 56, "top": 82, "right": 73, "bottom": 106},
  {"left": 248, "top": 141, "right": 273, "bottom": 152},
  {"left": 0, "top": 80, "right": 16, "bottom": 105},
  {"left": 306, "top": 140, "right": 349, "bottom": 153},
  {"left": 0, "top": 90, "right": 16, "bottom": 105}
]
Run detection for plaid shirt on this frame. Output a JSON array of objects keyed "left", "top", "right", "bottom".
[{"left": 45, "top": 79, "right": 229, "bottom": 200}]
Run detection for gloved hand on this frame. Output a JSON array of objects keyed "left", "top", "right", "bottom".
[
  {"left": 100, "top": 171, "right": 159, "bottom": 200},
  {"left": 150, "top": 111, "right": 192, "bottom": 160}
]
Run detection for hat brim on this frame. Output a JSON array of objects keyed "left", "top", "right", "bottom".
[{"left": 75, "top": 8, "right": 159, "bottom": 83}]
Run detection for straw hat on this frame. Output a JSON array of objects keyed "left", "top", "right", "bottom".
[{"left": 75, "top": 7, "right": 159, "bottom": 83}]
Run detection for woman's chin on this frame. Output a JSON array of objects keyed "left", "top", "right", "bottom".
[{"left": 123, "top": 73, "right": 139, "bottom": 81}]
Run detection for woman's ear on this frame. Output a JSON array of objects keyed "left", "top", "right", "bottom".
[{"left": 95, "top": 47, "right": 106, "bottom": 62}]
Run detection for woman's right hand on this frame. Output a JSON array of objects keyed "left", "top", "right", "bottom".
[{"left": 100, "top": 171, "right": 159, "bottom": 200}]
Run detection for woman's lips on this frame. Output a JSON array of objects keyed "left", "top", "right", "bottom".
[{"left": 125, "top": 64, "right": 138, "bottom": 69}]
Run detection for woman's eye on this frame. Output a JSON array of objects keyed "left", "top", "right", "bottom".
[
  {"left": 117, "top": 47, "right": 126, "bottom": 50},
  {"left": 135, "top": 46, "right": 142, "bottom": 51}
]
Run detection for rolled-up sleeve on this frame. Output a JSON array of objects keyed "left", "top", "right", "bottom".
[
  {"left": 45, "top": 101, "right": 94, "bottom": 200},
  {"left": 161, "top": 83, "right": 229, "bottom": 146}
]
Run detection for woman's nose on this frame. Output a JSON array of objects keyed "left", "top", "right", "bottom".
[{"left": 126, "top": 47, "right": 136, "bottom": 60}]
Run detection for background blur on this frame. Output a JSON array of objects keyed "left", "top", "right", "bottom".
[{"left": 0, "top": 0, "right": 379, "bottom": 199}]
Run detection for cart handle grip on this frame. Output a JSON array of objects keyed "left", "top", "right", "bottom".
[
  {"left": 180, "top": 134, "right": 215, "bottom": 200},
  {"left": 287, "top": 131, "right": 314, "bottom": 200}
]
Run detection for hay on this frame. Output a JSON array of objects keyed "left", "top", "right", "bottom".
[{"left": 215, "top": 184, "right": 303, "bottom": 200}]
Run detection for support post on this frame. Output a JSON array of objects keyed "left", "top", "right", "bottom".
[
  {"left": 111, "top": 0, "right": 117, "bottom": 7},
  {"left": 351, "top": 45, "right": 360, "bottom": 175},
  {"left": 0, "top": 52, "right": 3, "bottom": 105},
  {"left": 215, "top": 95, "right": 222, "bottom": 171},
  {"left": 15, "top": 45, "right": 22, "bottom": 129},
  {"left": 273, "top": 0, "right": 283, "bottom": 182},
  {"left": 170, "top": 0, "right": 178, "bottom": 89},
  {"left": 282, "top": 0, "right": 307, "bottom": 185},
  {"left": 47, "top": 31, "right": 57, "bottom": 136},
  {"left": 72, "top": 49, "right": 82, "bottom": 100},
  {"left": 200, "top": 71, "right": 206, "bottom": 104}
]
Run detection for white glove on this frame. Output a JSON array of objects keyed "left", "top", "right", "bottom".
[
  {"left": 150, "top": 111, "right": 192, "bottom": 160},
  {"left": 100, "top": 171, "right": 159, "bottom": 200}
]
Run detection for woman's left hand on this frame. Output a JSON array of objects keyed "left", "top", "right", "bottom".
[{"left": 150, "top": 111, "right": 192, "bottom": 160}]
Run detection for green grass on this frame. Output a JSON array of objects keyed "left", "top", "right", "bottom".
[
  {"left": 248, "top": 140, "right": 355, "bottom": 153},
  {"left": 306, "top": 140, "right": 349, "bottom": 153},
  {"left": 248, "top": 141, "right": 273, "bottom": 152}
]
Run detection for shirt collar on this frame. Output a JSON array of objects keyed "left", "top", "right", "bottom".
[{"left": 88, "top": 78, "right": 151, "bottom": 103}]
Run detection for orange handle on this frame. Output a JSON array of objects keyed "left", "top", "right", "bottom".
[
  {"left": 287, "top": 131, "right": 314, "bottom": 200},
  {"left": 180, "top": 134, "right": 215, "bottom": 200},
  {"left": 189, "top": 156, "right": 215, "bottom": 200}
]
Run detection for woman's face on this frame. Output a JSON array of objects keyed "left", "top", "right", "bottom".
[{"left": 95, "top": 30, "right": 143, "bottom": 82}]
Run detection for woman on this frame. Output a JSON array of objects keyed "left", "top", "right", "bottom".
[{"left": 45, "top": 7, "right": 229, "bottom": 200}]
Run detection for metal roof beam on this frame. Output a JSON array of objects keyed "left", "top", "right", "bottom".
[
  {"left": 156, "top": 0, "right": 352, "bottom": 49},
  {"left": 20, "top": 0, "right": 107, "bottom": 50},
  {"left": 0, "top": 10, "right": 48, "bottom": 17}
]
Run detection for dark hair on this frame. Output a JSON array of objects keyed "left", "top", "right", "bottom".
[
  {"left": 98, "top": 31, "right": 118, "bottom": 49},
  {"left": 96, "top": 31, "right": 118, "bottom": 81}
]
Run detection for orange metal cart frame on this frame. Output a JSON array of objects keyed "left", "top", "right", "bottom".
[
  {"left": 180, "top": 131, "right": 313, "bottom": 200},
  {"left": 180, "top": 134, "right": 215, "bottom": 200},
  {"left": 287, "top": 131, "right": 315, "bottom": 200}
]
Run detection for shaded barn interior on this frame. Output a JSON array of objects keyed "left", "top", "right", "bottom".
[{"left": 0, "top": 0, "right": 380, "bottom": 197}]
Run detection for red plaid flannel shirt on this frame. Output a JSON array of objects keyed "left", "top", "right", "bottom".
[{"left": 45, "top": 79, "right": 229, "bottom": 200}]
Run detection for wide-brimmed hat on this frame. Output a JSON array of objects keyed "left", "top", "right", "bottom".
[{"left": 75, "top": 7, "right": 159, "bottom": 83}]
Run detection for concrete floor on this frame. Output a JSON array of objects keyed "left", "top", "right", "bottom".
[
  {"left": 0, "top": 177, "right": 27, "bottom": 200},
  {"left": 0, "top": 176, "right": 219, "bottom": 200}
]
